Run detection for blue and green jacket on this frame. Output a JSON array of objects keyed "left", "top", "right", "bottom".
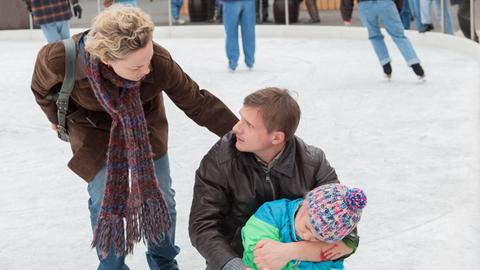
[{"left": 241, "top": 198, "right": 345, "bottom": 270}]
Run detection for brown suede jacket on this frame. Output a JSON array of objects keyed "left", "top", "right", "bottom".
[
  {"left": 30, "top": 34, "right": 238, "bottom": 181},
  {"left": 189, "top": 132, "right": 359, "bottom": 270}
]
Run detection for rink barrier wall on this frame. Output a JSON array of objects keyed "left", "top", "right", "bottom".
[{"left": 1, "top": 26, "right": 479, "bottom": 61}]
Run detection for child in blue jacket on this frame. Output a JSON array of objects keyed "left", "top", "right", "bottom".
[{"left": 242, "top": 183, "right": 367, "bottom": 270}]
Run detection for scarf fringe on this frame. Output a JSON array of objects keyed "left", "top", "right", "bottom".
[
  {"left": 92, "top": 197, "right": 172, "bottom": 258},
  {"left": 92, "top": 214, "right": 126, "bottom": 258},
  {"left": 126, "top": 197, "right": 172, "bottom": 253}
]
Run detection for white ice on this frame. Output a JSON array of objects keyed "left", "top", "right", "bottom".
[{"left": 0, "top": 28, "right": 479, "bottom": 270}]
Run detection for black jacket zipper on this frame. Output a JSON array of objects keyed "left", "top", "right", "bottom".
[{"left": 265, "top": 169, "right": 276, "bottom": 200}]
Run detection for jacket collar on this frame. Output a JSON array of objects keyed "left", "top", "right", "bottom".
[
  {"left": 269, "top": 138, "right": 296, "bottom": 178},
  {"left": 254, "top": 146, "right": 285, "bottom": 169},
  {"left": 142, "top": 69, "right": 155, "bottom": 84},
  {"left": 240, "top": 136, "right": 296, "bottom": 178}
]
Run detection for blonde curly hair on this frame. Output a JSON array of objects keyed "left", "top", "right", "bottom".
[{"left": 85, "top": 5, "right": 154, "bottom": 61}]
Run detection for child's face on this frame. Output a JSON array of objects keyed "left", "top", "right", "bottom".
[{"left": 294, "top": 202, "right": 323, "bottom": 242}]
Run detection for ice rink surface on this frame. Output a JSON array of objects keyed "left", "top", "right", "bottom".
[{"left": 0, "top": 32, "right": 479, "bottom": 269}]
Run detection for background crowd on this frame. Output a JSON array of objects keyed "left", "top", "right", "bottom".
[{"left": 21, "top": 0, "right": 479, "bottom": 43}]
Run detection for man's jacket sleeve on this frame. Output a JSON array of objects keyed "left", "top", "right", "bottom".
[{"left": 189, "top": 151, "right": 239, "bottom": 270}]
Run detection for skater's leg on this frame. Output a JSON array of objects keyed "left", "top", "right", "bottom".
[
  {"left": 379, "top": 0, "right": 421, "bottom": 66},
  {"left": 358, "top": 1, "right": 391, "bottom": 65}
]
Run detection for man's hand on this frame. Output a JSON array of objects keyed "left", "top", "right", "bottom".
[
  {"left": 51, "top": 123, "right": 58, "bottom": 131},
  {"left": 72, "top": 4, "right": 82, "bottom": 19},
  {"left": 253, "top": 239, "right": 292, "bottom": 270}
]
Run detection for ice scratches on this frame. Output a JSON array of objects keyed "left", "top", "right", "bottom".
[
  {"left": 0, "top": 207, "right": 44, "bottom": 215},
  {"left": 365, "top": 211, "right": 452, "bottom": 244},
  {"left": 0, "top": 124, "right": 47, "bottom": 136}
]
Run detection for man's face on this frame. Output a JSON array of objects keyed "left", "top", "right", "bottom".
[
  {"left": 232, "top": 106, "right": 275, "bottom": 155},
  {"left": 104, "top": 40, "right": 153, "bottom": 82}
]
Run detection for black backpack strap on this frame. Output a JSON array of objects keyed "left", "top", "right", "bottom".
[{"left": 56, "top": 38, "right": 77, "bottom": 142}]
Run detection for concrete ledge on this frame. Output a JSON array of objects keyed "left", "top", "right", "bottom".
[{"left": 2, "top": 25, "right": 479, "bottom": 60}]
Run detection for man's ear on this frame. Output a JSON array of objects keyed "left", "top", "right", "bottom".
[{"left": 271, "top": 131, "right": 285, "bottom": 145}]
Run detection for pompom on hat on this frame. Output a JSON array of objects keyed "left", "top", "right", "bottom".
[{"left": 305, "top": 183, "right": 367, "bottom": 243}]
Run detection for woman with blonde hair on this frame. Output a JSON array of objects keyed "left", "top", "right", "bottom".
[{"left": 30, "top": 5, "right": 237, "bottom": 269}]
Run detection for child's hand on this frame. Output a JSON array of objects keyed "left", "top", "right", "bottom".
[
  {"left": 253, "top": 239, "right": 291, "bottom": 270},
  {"left": 320, "top": 241, "right": 353, "bottom": 261}
]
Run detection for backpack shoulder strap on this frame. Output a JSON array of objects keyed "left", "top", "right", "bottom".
[{"left": 56, "top": 38, "right": 77, "bottom": 142}]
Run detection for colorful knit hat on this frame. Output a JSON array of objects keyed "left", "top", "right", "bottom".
[{"left": 305, "top": 183, "right": 367, "bottom": 243}]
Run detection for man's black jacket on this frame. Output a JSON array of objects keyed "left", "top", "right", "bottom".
[{"left": 189, "top": 131, "right": 359, "bottom": 270}]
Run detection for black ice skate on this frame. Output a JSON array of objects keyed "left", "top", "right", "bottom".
[
  {"left": 411, "top": 63, "right": 425, "bottom": 79},
  {"left": 383, "top": 62, "right": 392, "bottom": 79}
]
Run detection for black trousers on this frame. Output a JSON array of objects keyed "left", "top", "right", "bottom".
[
  {"left": 457, "top": 1, "right": 479, "bottom": 42},
  {"left": 256, "top": 0, "right": 269, "bottom": 20}
]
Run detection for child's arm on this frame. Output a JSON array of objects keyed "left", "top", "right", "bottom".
[
  {"left": 242, "top": 203, "right": 298, "bottom": 270},
  {"left": 253, "top": 239, "right": 352, "bottom": 269},
  {"left": 288, "top": 241, "right": 352, "bottom": 261},
  {"left": 241, "top": 213, "right": 282, "bottom": 270}
]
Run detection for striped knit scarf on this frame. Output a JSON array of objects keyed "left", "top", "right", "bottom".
[{"left": 79, "top": 34, "right": 171, "bottom": 258}]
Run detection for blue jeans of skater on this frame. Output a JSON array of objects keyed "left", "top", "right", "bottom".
[
  {"left": 407, "top": 0, "right": 423, "bottom": 30},
  {"left": 400, "top": 0, "right": 412, "bottom": 29},
  {"left": 223, "top": 0, "right": 256, "bottom": 70},
  {"left": 171, "top": 0, "right": 184, "bottom": 20},
  {"left": 419, "top": 0, "right": 454, "bottom": 34},
  {"left": 40, "top": 20, "right": 70, "bottom": 43},
  {"left": 358, "top": 0, "right": 420, "bottom": 66},
  {"left": 88, "top": 153, "right": 180, "bottom": 270}
]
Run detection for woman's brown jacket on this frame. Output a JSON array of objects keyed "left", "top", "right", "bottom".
[{"left": 30, "top": 35, "right": 238, "bottom": 182}]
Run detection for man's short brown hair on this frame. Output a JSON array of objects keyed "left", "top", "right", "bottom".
[{"left": 243, "top": 87, "right": 301, "bottom": 140}]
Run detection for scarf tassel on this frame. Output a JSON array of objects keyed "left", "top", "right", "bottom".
[
  {"left": 92, "top": 214, "right": 126, "bottom": 259},
  {"left": 126, "top": 197, "right": 172, "bottom": 253},
  {"left": 92, "top": 198, "right": 172, "bottom": 258}
]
